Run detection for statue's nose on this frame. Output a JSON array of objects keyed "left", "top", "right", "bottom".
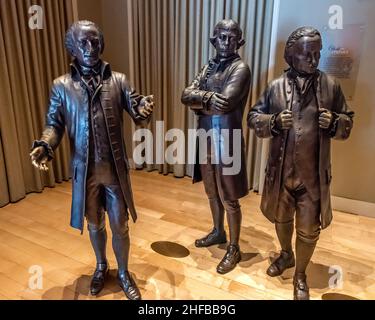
[{"left": 85, "top": 41, "right": 94, "bottom": 53}]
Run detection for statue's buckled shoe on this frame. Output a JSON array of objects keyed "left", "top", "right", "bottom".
[
  {"left": 216, "top": 244, "right": 241, "bottom": 274},
  {"left": 195, "top": 229, "right": 227, "bottom": 248},
  {"left": 118, "top": 271, "right": 142, "bottom": 300},
  {"left": 266, "top": 250, "right": 295, "bottom": 277},
  {"left": 293, "top": 273, "right": 310, "bottom": 300},
  {"left": 90, "top": 262, "right": 109, "bottom": 296}
]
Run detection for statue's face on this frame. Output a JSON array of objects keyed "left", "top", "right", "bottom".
[
  {"left": 214, "top": 28, "right": 239, "bottom": 58},
  {"left": 291, "top": 35, "right": 322, "bottom": 75},
  {"left": 73, "top": 25, "right": 102, "bottom": 68}
]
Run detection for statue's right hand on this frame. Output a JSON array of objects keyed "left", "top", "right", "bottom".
[
  {"left": 30, "top": 146, "right": 49, "bottom": 171},
  {"left": 276, "top": 110, "right": 293, "bottom": 130},
  {"left": 208, "top": 93, "right": 229, "bottom": 112}
]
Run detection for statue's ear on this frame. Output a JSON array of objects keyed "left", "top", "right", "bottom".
[
  {"left": 209, "top": 37, "right": 216, "bottom": 46},
  {"left": 237, "top": 39, "right": 246, "bottom": 49}
]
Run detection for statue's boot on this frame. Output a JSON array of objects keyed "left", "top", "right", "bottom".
[
  {"left": 118, "top": 271, "right": 142, "bottom": 300},
  {"left": 195, "top": 198, "right": 227, "bottom": 247},
  {"left": 217, "top": 244, "right": 241, "bottom": 274},
  {"left": 88, "top": 226, "right": 109, "bottom": 296},
  {"left": 293, "top": 236, "right": 317, "bottom": 300},
  {"left": 217, "top": 200, "right": 242, "bottom": 274},
  {"left": 267, "top": 220, "right": 295, "bottom": 277},
  {"left": 112, "top": 223, "right": 141, "bottom": 300}
]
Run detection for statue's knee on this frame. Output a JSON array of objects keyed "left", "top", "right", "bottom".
[
  {"left": 111, "top": 222, "right": 129, "bottom": 239},
  {"left": 206, "top": 190, "right": 220, "bottom": 201},
  {"left": 87, "top": 220, "right": 106, "bottom": 233},
  {"left": 224, "top": 200, "right": 241, "bottom": 213},
  {"left": 296, "top": 223, "right": 321, "bottom": 243}
]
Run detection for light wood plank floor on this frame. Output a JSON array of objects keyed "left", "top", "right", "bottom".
[{"left": 0, "top": 170, "right": 374, "bottom": 300}]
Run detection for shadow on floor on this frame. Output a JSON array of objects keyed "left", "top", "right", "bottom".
[
  {"left": 321, "top": 293, "right": 360, "bottom": 300},
  {"left": 151, "top": 241, "right": 190, "bottom": 258}
]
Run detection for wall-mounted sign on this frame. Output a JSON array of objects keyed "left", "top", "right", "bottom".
[{"left": 320, "top": 24, "right": 365, "bottom": 100}]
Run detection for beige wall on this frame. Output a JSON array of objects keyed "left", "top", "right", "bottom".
[
  {"left": 76, "top": 0, "right": 103, "bottom": 27},
  {"left": 273, "top": 0, "right": 375, "bottom": 204},
  {"left": 76, "top": 0, "right": 130, "bottom": 75}
]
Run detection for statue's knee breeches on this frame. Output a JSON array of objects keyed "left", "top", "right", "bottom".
[
  {"left": 200, "top": 163, "right": 221, "bottom": 200},
  {"left": 295, "top": 194, "right": 321, "bottom": 244},
  {"left": 86, "top": 208, "right": 106, "bottom": 232}
]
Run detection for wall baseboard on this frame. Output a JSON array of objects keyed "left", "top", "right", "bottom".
[{"left": 331, "top": 196, "right": 375, "bottom": 218}]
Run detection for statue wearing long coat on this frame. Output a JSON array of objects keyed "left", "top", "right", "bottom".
[
  {"left": 182, "top": 54, "right": 251, "bottom": 201},
  {"left": 33, "top": 61, "right": 149, "bottom": 231},
  {"left": 248, "top": 70, "right": 354, "bottom": 229}
]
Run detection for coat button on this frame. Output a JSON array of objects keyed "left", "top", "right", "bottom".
[{"left": 279, "top": 157, "right": 282, "bottom": 161}]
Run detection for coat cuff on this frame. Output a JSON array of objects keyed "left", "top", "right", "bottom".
[
  {"left": 253, "top": 114, "right": 275, "bottom": 138},
  {"left": 31, "top": 140, "right": 54, "bottom": 161},
  {"left": 331, "top": 112, "right": 353, "bottom": 140},
  {"left": 187, "top": 90, "right": 214, "bottom": 112}
]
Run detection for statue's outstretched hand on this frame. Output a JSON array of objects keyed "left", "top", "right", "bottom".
[
  {"left": 138, "top": 95, "right": 154, "bottom": 118},
  {"left": 30, "top": 146, "right": 49, "bottom": 171}
]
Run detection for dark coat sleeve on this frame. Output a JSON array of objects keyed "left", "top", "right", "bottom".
[
  {"left": 218, "top": 63, "right": 251, "bottom": 114},
  {"left": 247, "top": 84, "right": 277, "bottom": 139},
  {"left": 181, "top": 65, "right": 212, "bottom": 112},
  {"left": 329, "top": 80, "right": 354, "bottom": 140},
  {"left": 32, "top": 80, "right": 66, "bottom": 160},
  {"left": 120, "top": 74, "right": 151, "bottom": 125}
]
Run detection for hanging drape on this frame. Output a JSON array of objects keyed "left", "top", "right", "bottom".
[
  {"left": 0, "top": 0, "right": 74, "bottom": 207},
  {"left": 126, "top": 0, "right": 274, "bottom": 191}
]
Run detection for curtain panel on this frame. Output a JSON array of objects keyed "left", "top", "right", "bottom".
[{"left": 0, "top": 0, "right": 74, "bottom": 207}]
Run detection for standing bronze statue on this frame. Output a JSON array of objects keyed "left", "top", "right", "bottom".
[
  {"left": 30, "top": 21, "right": 154, "bottom": 300},
  {"left": 181, "top": 20, "right": 251, "bottom": 274},
  {"left": 248, "top": 27, "right": 354, "bottom": 300}
]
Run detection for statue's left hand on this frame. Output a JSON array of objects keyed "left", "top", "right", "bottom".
[
  {"left": 319, "top": 108, "right": 333, "bottom": 129},
  {"left": 138, "top": 95, "right": 154, "bottom": 118},
  {"left": 30, "top": 146, "right": 49, "bottom": 171}
]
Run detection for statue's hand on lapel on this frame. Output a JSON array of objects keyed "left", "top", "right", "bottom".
[{"left": 318, "top": 108, "right": 333, "bottom": 129}]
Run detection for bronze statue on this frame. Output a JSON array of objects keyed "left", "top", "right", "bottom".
[
  {"left": 248, "top": 27, "right": 354, "bottom": 300},
  {"left": 30, "top": 20, "right": 154, "bottom": 300},
  {"left": 181, "top": 20, "right": 251, "bottom": 274}
]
